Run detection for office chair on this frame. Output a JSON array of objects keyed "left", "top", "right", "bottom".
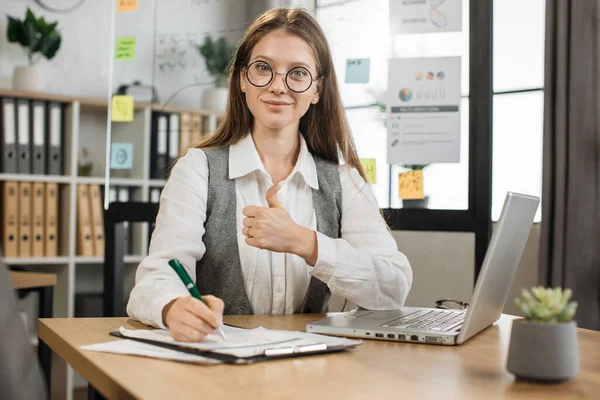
[
  {"left": 103, "top": 201, "right": 159, "bottom": 317},
  {"left": 0, "top": 249, "right": 47, "bottom": 400}
]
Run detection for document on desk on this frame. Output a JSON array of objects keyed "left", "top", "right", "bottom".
[
  {"left": 81, "top": 325, "right": 361, "bottom": 364},
  {"left": 118, "top": 325, "right": 361, "bottom": 358},
  {"left": 81, "top": 339, "right": 220, "bottom": 365}
]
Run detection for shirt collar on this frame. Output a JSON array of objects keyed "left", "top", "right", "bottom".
[{"left": 228, "top": 132, "right": 319, "bottom": 190}]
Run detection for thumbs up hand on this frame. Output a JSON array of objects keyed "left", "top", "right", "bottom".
[
  {"left": 265, "top": 184, "right": 284, "bottom": 209},
  {"left": 242, "top": 184, "right": 316, "bottom": 263}
]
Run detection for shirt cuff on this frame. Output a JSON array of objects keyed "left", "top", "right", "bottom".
[
  {"left": 311, "top": 232, "right": 338, "bottom": 282},
  {"left": 151, "top": 292, "right": 185, "bottom": 330}
]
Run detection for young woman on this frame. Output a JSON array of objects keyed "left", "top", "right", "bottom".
[{"left": 127, "top": 8, "right": 412, "bottom": 342}]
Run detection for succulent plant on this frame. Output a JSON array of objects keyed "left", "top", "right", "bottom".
[{"left": 514, "top": 286, "right": 578, "bottom": 323}]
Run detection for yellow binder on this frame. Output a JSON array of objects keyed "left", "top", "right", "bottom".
[
  {"left": 1, "top": 181, "right": 19, "bottom": 258},
  {"left": 76, "top": 184, "right": 95, "bottom": 256},
  {"left": 31, "top": 182, "right": 45, "bottom": 257},
  {"left": 18, "top": 181, "right": 32, "bottom": 257},
  {"left": 44, "top": 182, "right": 59, "bottom": 256},
  {"left": 88, "top": 184, "right": 105, "bottom": 256}
]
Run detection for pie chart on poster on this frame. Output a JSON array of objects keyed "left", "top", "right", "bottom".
[{"left": 399, "top": 88, "right": 413, "bottom": 102}]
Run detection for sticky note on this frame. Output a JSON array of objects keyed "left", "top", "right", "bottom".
[
  {"left": 115, "top": 36, "right": 136, "bottom": 60},
  {"left": 117, "top": 0, "right": 138, "bottom": 12},
  {"left": 345, "top": 58, "right": 370, "bottom": 84},
  {"left": 111, "top": 95, "right": 134, "bottom": 122},
  {"left": 110, "top": 142, "right": 134, "bottom": 169},
  {"left": 360, "top": 158, "right": 377, "bottom": 184},
  {"left": 399, "top": 170, "right": 424, "bottom": 200}
]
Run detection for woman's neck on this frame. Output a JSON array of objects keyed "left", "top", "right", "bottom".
[{"left": 251, "top": 122, "right": 300, "bottom": 184}]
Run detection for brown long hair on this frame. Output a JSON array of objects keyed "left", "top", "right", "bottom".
[{"left": 196, "top": 8, "right": 367, "bottom": 182}]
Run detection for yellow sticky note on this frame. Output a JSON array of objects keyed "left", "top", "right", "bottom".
[
  {"left": 399, "top": 170, "right": 424, "bottom": 200},
  {"left": 115, "top": 36, "right": 136, "bottom": 60},
  {"left": 111, "top": 95, "right": 134, "bottom": 122},
  {"left": 360, "top": 158, "right": 377, "bottom": 184},
  {"left": 117, "top": 0, "right": 138, "bottom": 12}
]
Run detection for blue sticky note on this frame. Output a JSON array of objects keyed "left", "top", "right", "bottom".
[
  {"left": 345, "top": 58, "right": 370, "bottom": 83},
  {"left": 110, "top": 142, "right": 134, "bottom": 170}
]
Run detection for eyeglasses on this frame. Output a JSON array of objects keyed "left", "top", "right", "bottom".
[
  {"left": 243, "top": 60, "right": 318, "bottom": 93},
  {"left": 435, "top": 299, "right": 469, "bottom": 310}
]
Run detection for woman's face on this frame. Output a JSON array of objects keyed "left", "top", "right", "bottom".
[{"left": 241, "top": 30, "right": 320, "bottom": 131}]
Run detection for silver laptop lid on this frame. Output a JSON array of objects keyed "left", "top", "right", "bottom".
[{"left": 457, "top": 192, "right": 539, "bottom": 344}]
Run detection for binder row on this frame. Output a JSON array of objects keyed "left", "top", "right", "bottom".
[
  {"left": 0, "top": 97, "right": 64, "bottom": 175},
  {"left": 150, "top": 111, "right": 218, "bottom": 179},
  {"left": 76, "top": 184, "right": 105, "bottom": 257},
  {"left": 1, "top": 181, "right": 59, "bottom": 258}
]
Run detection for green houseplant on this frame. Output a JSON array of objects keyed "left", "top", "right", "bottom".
[
  {"left": 195, "top": 36, "right": 236, "bottom": 112},
  {"left": 506, "top": 286, "right": 579, "bottom": 382},
  {"left": 6, "top": 8, "right": 61, "bottom": 92}
]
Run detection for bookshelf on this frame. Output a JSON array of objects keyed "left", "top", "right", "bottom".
[{"left": 0, "top": 88, "right": 220, "bottom": 397}]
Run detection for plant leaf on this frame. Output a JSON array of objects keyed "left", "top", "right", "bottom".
[
  {"left": 25, "top": 18, "right": 40, "bottom": 53},
  {"left": 560, "top": 288, "right": 572, "bottom": 305},
  {"left": 6, "top": 16, "right": 23, "bottom": 43},
  {"left": 40, "top": 32, "right": 61, "bottom": 60},
  {"left": 25, "top": 8, "right": 37, "bottom": 25}
]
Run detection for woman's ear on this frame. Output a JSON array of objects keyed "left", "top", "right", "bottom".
[
  {"left": 240, "top": 70, "right": 247, "bottom": 92},
  {"left": 312, "top": 80, "right": 322, "bottom": 104}
]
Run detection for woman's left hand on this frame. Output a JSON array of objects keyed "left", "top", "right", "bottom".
[{"left": 242, "top": 184, "right": 316, "bottom": 262}]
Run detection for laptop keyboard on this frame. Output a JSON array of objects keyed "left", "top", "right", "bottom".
[{"left": 381, "top": 310, "right": 466, "bottom": 332}]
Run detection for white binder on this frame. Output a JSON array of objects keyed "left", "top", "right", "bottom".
[
  {"left": 16, "top": 99, "right": 31, "bottom": 174},
  {"left": 1, "top": 98, "right": 18, "bottom": 173}
]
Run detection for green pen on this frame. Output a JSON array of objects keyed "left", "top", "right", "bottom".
[{"left": 168, "top": 259, "right": 228, "bottom": 342}]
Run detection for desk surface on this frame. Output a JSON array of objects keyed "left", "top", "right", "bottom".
[
  {"left": 11, "top": 271, "right": 57, "bottom": 290},
  {"left": 39, "top": 314, "right": 600, "bottom": 400}
]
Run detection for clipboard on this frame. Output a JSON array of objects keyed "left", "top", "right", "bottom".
[{"left": 109, "top": 328, "right": 359, "bottom": 365}]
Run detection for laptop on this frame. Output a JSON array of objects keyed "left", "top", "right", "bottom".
[{"left": 307, "top": 192, "right": 540, "bottom": 346}]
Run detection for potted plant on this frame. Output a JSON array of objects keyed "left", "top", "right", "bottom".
[
  {"left": 401, "top": 164, "right": 430, "bottom": 209},
  {"left": 506, "top": 286, "right": 579, "bottom": 382},
  {"left": 194, "top": 36, "right": 235, "bottom": 112},
  {"left": 6, "top": 8, "right": 61, "bottom": 92}
]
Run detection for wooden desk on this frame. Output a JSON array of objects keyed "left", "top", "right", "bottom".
[
  {"left": 12, "top": 270, "right": 56, "bottom": 396},
  {"left": 39, "top": 314, "right": 600, "bottom": 400},
  {"left": 11, "top": 271, "right": 57, "bottom": 290}
]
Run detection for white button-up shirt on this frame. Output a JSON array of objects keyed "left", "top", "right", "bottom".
[{"left": 127, "top": 133, "right": 412, "bottom": 329}]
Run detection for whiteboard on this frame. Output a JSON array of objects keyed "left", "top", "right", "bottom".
[
  {"left": 151, "top": 0, "right": 250, "bottom": 107},
  {"left": 0, "top": 0, "right": 252, "bottom": 107}
]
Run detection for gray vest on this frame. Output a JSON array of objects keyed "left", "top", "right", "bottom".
[{"left": 196, "top": 146, "right": 342, "bottom": 315}]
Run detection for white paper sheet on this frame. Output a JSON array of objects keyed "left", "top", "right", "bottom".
[
  {"left": 387, "top": 56, "right": 462, "bottom": 165},
  {"left": 80, "top": 339, "right": 220, "bottom": 365},
  {"left": 390, "top": 0, "right": 462, "bottom": 35}
]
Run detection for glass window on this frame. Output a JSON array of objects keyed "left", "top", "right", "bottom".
[
  {"left": 493, "top": 0, "right": 546, "bottom": 92},
  {"left": 492, "top": 91, "right": 544, "bottom": 221},
  {"left": 318, "top": 0, "right": 545, "bottom": 221}
]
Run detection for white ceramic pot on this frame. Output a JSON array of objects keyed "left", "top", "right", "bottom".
[
  {"left": 12, "top": 66, "right": 43, "bottom": 92},
  {"left": 201, "top": 87, "right": 228, "bottom": 113}
]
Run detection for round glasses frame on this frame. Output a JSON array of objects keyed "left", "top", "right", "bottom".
[
  {"left": 435, "top": 299, "right": 469, "bottom": 310},
  {"left": 243, "top": 60, "right": 318, "bottom": 93}
]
